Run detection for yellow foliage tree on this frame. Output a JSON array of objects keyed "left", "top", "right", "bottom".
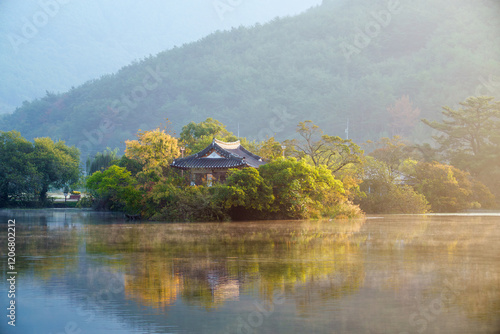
[{"left": 125, "top": 128, "right": 179, "bottom": 175}]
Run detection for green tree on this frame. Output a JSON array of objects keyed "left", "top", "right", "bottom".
[
  {"left": 288, "top": 121, "right": 364, "bottom": 173},
  {"left": 0, "top": 131, "right": 80, "bottom": 204},
  {"left": 85, "top": 165, "right": 142, "bottom": 213},
  {"left": 179, "top": 118, "right": 237, "bottom": 154},
  {"left": 118, "top": 155, "right": 143, "bottom": 176},
  {"left": 86, "top": 147, "right": 120, "bottom": 175},
  {"left": 144, "top": 184, "right": 229, "bottom": 222},
  {"left": 0, "top": 131, "right": 40, "bottom": 204},
  {"left": 214, "top": 167, "right": 274, "bottom": 212},
  {"left": 259, "top": 158, "right": 345, "bottom": 219},
  {"left": 30, "top": 137, "right": 80, "bottom": 202}
]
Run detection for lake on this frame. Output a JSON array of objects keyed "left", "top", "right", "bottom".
[{"left": 0, "top": 209, "right": 499, "bottom": 334}]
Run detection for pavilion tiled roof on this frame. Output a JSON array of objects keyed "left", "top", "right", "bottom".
[{"left": 171, "top": 139, "right": 266, "bottom": 170}]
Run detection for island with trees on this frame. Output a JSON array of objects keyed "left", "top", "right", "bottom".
[{"left": 2, "top": 96, "right": 497, "bottom": 221}]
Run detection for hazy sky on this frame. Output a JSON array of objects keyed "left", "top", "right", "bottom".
[{"left": 0, "top": 0, "right": 322, "bottom": 111}]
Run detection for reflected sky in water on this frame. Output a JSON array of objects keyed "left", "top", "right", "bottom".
[{"left": 0, "top": 209, "right": 499, "bottom": 333}]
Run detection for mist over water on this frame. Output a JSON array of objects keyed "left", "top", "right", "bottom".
[{"left": 1, "top": 210, "right": 499, "bottom": 333}]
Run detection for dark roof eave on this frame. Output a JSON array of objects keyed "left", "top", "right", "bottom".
[
  {"left": 171, "top": 164, "right": 246, "bottom": 170},
  {"left": 170, "top": 139, "right": 266, "bottom": 170}
]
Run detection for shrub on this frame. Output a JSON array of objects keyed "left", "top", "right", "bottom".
[
  {"left": 149, "top": 185, "right": 229, "bottom": 222},
  {"left": 324, "top": 201, "right": 365, "bottom": 219},
  {"left": 358, "top": 183, "right": 429, "bottom": 214},
  {"left": 258, "top": 158, "right": 346, "bottom": 219}
]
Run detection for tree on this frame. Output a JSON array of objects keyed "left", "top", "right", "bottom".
[
  {"left": 258, "top": 158, "right": 345, "bottom": 219},
  {"left": 118, "top": 155, "right": 143, "bottom": 176},
  {"left": 408, "top": 162, "right": 494, "bottom": 212},
  {"left": 85, "top": 165, "right": 142, "bottom": 213},
  {"left": 410, "top": 143, "right": 440, "bottom": 163},
  {"left": 257, "top": 137, "right": 284, "bottom": 161},
  {"left": 179, "top": 118, "right": 237, "bottom": 154},
  {"left": 360, "top": 137, "right": 431, "bottom": 214},
  {"left": 146, "top": 185, "right": 229, "bottom": 222},
  {"left": 387, "top": 95, "right": 421, "bottom": 136},
  {"left": 214, "top": 167, "right": 274, "bottom": 212},
  {"left": 289, "top": 121, "right": 364, "bottom": 173},
  {"left": 0, "top": 131, "right": 40, "bottom": 204},
  {"left": 0, "top": 131, "right": 80, "bottom": 205},
  {"left": 357, "top": 156, "right": 429, "bottom": 214},
  {"left": 125, "top": 127, "right": 179, "bottom": 176},
  {"left": 30, "top": 137, "right": 80, "bottom": 202},
  {"left": 369, "top": 136, "right": 413, "bottom": 179},
  {"left": 359, "top": 134, "right": 494, "bottom": 213},
  {"left": 86, "top": 147, "right": 120, "bottom": 175},
  {"left": 422, "top": 96, "right": 500, "bottom": 170},
  {"left": 422, "top": 96, "right": 500, "bottom": 201}
]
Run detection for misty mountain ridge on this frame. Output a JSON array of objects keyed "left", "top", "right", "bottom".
[
  {"left": 0, "top": 0, "right": 321, "bottom": 113},
  {"left": 1, "top": 0, "right": 499, "bottom": 158}
]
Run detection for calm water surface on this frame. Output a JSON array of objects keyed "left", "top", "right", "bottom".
[{"left": 0, "top": 209, "right": 499, "bottom": 334}]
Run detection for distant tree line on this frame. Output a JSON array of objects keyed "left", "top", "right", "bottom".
[{"left": 358, "top": 96, "right": 499, "bottom": 213}]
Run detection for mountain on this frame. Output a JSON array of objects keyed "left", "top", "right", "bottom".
[
  {"left": 1, "top": 0, "right": 499, "bottom": 159},
  {"left": 0, "top": 0, "right": 322, "bottom": 114}
]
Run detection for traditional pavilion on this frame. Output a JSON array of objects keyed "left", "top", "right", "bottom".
[{"left": 171, "top": 138, "right": 266, "bottom": 185}]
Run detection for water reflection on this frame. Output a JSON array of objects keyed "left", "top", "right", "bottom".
[
  {"left": 0, "top": 210, "right": 499, "bottom": 333},
  {"left": 84, "top": 219, "right": 366, "bottom": 311}
]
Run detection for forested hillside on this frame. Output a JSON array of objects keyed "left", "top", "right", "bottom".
[
  {"left": 0, "top": 0, "right": 321, "bottom": 114},
  {"left": 1, "top": 0, "right": 499, "bottom": 158}
]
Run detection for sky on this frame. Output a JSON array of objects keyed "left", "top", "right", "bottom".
[{"left": 0, "top": 0, "right": 323, "bottom": 113}]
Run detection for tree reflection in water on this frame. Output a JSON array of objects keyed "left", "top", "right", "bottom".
[
  {"left": 83, "top": 219, "right": 367, "bottom": 310},
  {"left": 2, "top": 211, "right": 499, "bottom": 333}
]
